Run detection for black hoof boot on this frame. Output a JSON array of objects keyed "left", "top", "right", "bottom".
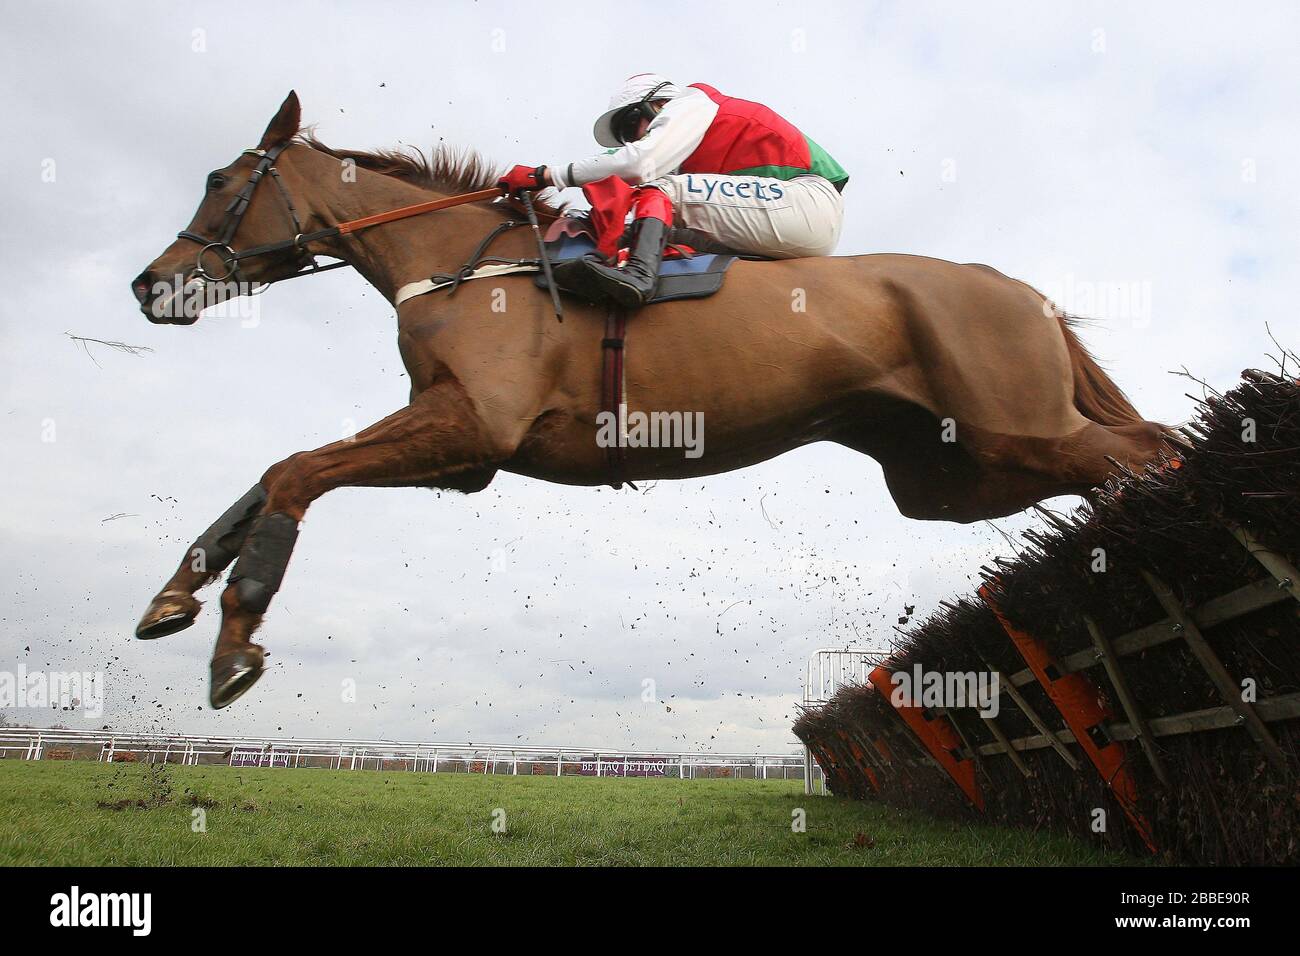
[
  {"left": 136, "top": 591, "right": 201, "bottom": 640},
  {"left": 209, "top": 644, "right": 265, "bottom": 709}
]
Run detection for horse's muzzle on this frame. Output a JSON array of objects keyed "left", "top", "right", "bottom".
[{"left": 132, "top": 268, "right": 201, "bottom": 325}]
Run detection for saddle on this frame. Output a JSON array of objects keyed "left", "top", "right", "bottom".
[
  {"left": 392, "top": 214, "right": 739, "bottom": 307},
  {"left": 534, "top": 216, "right": 738, "bottom": 305}
]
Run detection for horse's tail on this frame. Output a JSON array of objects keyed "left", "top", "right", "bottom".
[{"left": 1055, "top": 313, "right": 1145, "bottom": 427}]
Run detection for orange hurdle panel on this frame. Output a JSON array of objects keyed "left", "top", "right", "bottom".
[
  {"left": 979, "top": 583, "right": 1157, "bottom": 854},
  {"left": 868, "top": 666, "right": 984, "bottom": 811}
]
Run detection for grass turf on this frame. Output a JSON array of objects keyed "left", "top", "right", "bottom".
[{"left": 0, "top": 760, "right": 1139, "bottom": 866}]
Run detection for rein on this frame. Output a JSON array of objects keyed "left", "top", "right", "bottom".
[{"left": 176, "top": 142, "right": 502, "bottom": 286}]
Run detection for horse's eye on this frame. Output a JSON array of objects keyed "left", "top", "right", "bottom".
[{"left": 207, "top": 173, "right": 226, "bottom": 190}]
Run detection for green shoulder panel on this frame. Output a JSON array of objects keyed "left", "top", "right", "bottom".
[{"left": 804, "top": 136, "right": 849, "bottom": 187}]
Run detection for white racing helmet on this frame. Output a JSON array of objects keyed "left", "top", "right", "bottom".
[{"left": 592, "top": 73, "right": 682, "bottom": 147}]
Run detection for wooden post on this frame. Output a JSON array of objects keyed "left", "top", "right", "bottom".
[
  {"left": 1140, "top": 569, "right": 1289, "bottom": 773},
  {"left": 978, "top": 711, "right": 1033, "bottom": 778},
  {"left": 1084, "top": 615, "right": 1170, "bottom": 786},
  {"left": 977, "top": 653, "right": 1080, "bottom": 771},
  {"left": 1224, "top": 522, "right": 1300, "bottom": 604}
]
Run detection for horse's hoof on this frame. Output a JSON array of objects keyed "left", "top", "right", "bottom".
[
  {"left": 209, "top": 645, "right": 265, "bottom": 709},
  {"left": 135, "top": 591, "right": 201, "bottom": 640}
]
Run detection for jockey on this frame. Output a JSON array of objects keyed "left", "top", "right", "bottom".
[{"left": 497, "top": 74, "right": 848, "bottom": 308}]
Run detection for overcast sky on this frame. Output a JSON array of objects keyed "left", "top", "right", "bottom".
[{"left": 2, "top": 1, "right": 1296, "bottom": 754}]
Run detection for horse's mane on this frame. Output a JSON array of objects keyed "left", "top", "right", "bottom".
[{"left": 296, "top": 131, "right": 558, "bottom": 216}]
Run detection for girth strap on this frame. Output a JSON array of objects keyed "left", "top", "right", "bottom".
[{"left": 602, "top": 305, "right": 629, "bottom": 486}]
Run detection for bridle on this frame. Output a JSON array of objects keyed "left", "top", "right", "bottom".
[
  {"left": 174, "top": 141, "right": 501, "bottom": 288},
  {"left": 176, "top": 143, "right": 333, "bottom": 285}
]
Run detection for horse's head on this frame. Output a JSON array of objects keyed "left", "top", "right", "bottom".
[{"left": 131, "top": 91, "right": 316, "bottom": 324}]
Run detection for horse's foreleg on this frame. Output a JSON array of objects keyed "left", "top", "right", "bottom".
[
  {"left": 135, "top": 484, "right": 268, "bottom": 639},
  {"left": 207, "top": 385, "right": 511, "bottom": 708}
]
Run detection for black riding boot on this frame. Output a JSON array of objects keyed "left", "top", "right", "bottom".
[
  {"left": 552, "top": 217, "right": 668, "bottom": 308},
  {"left": 550, "top": 252, "right": 606, "bottom": 294}
]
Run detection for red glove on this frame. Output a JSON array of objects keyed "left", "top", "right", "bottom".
[{"left": 497, "top": 164, "right": 548, "bottom": 195}]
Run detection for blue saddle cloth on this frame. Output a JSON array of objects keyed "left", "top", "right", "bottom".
[{"left": 537, "top": 234, "right": 737, "bottom": 304}]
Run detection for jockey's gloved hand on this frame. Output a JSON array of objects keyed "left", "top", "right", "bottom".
[{"left": 497, "top": 164, "right": 548, "bottom": 195}]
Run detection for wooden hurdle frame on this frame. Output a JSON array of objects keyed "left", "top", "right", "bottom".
[{"left": 796, "top": 516, "right": 1299, "bottom": 854}]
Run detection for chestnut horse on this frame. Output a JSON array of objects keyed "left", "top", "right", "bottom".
[{"left": 131, "top": 93, "right": 1166, "bottom": 708}]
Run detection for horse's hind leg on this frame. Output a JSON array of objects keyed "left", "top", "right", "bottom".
[
  {"left": 845, "top": 401, "right": 1165, "bottom": 523},
  {"left": 939, "top": 420, "right": 1167, "bottom": 517},
  {"left": 135, "top": 485, "right": 267, "bottom": 639},
  {"left": 206, "top": 384, "right": 512, "bottom": 708},
  {"left": 1051, "top": 419, "right": 1167, "bottom": 486}
]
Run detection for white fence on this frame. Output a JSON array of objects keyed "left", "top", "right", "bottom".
[
  {"left": 0, "top": 727, "right": 816, "bottom": 782},
  {"left": 801, "top": 647, "right": 888, "bottom": 794}
]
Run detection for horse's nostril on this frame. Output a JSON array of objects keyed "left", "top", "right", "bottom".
[{"left": 131, "top": 271, "right": 154, "bottom": 303}]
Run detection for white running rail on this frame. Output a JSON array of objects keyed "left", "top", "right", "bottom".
[{"left": 0, "top": 727, "right": 807, "bottom": 781}]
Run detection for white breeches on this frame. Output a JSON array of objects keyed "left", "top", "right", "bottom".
[{"left": 646, "top": 172, "right": 844, "bottom": 259}]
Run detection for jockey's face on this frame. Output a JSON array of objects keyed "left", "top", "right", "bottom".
[
  {"left": 632, "top": 113, "right": 653, "bottom": 142},
  {"left": 616, "top": 100, "right": 666, "bottom": 145}
]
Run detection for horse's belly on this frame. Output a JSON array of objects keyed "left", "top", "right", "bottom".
[{"left": 502, "top": 401, "right": 848, "bottom": 486}]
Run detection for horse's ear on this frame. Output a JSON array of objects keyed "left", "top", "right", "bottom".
[{"left": 257, "top": 90, "right": 301, "bottom": 149}]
